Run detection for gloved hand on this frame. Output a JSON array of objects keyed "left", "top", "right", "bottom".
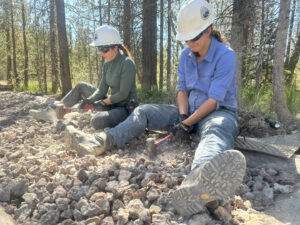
[
  {"left": 79, "top": 99, "right": 93, "bottom": 109},
  {"left": 170, "top": 122, "right": 193, "bottom": 141},
  {"left": 179, "top": 114, "right": 188, "bottom": 122},
  {"left": 93, "top": 99, "right": 107, "bottom": 107}
]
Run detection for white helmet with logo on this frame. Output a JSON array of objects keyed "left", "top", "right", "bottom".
[
  {"left": 90, "top": 25, "right": 123, "bottom": 46},
  {"left": 176, "top": 0, "right": 215, "bottom": 42}
]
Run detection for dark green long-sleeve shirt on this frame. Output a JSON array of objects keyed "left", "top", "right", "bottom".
[{"left": 88, "top": 52, "right": 137, "bottom": 105}]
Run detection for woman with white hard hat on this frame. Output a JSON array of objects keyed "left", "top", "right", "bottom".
[
  {"left": 169, "top": 0, "right": 246, "bottom": 217},
  {"left": 60, "top": 25, "right": 138, "bottom": 130}
]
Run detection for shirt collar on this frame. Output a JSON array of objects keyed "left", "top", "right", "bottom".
[{"left": 188, "top": 37, "right": 217, "bottom": 63}]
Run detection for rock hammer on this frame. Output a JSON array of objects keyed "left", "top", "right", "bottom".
[{"left": 146, "top": 134, "right": 172, "bottom": 157}]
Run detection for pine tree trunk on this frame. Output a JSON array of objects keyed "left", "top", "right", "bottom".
[
  {"left": 141, "top": 0, "right": 157, "bottom": 91},
  {"left": 123, "top": 0, "right": 131, "bottom": 49},
  {"left": 21, "top": 0, "right": 29, "bottom": 89},
  {"left": 55, "top": 0, "right": 72, "bottom": 96},
  {"left": 5, "top": 15, "right": 12, "bottom": 84},
  {"left": 10, "top": 0, "right": 19, "bottom": 87},
  {"left": 49, "top": 0, "right": 59, "bottom": 93},
  {"left": 166, "top": 0, "right": 171, "bottom": 91},
  {"left": 285, "top": 0, "right": 296, "bottom": 65},
  {"left": 287, "top": 31, "right": 300, "bottom": 75},
  {"left": 43, "top": 23, "right": 47, "bottom": 94},
  {"left": 272, "top": 0, "right": 293, "bottom": 124},
  {"left": 159, "top": 0, "right": 164, "bottom": 90}
]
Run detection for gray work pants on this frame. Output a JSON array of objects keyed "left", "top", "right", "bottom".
[
  {"left": 109, "top": 104, "right": 239, "bottom": 169},
  {"left": 62, "top": 82, "right": 128, "bottom": 130}
]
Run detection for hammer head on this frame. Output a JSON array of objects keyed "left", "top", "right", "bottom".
[
  {"left": 56, "top": 103, "right": 66, "bottom": 119},
  {"left": 146, "top": 138, "right": 156, "bottom": 157}
]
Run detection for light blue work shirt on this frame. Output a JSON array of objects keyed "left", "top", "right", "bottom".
[{"left": 177, "top": 37, "right": 238, "bottom": 114}]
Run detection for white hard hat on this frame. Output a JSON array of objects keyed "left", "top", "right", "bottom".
[
  {"left": 176, "top": 0, "right": 215, "bottom": 42},
  {"left": 90, "top": 25, "right": 123, "bottom": 46}
]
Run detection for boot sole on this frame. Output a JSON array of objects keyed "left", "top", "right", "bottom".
[{"left": 170, "top": 149, "right": 246, "bottom": 216}]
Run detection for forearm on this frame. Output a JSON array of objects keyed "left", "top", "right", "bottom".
[
  {"left": 177, "top": 91, "right": 189, "bottom": 115},
  {"left": 183, "top": 98, "right": 216, "bottom": 126}
]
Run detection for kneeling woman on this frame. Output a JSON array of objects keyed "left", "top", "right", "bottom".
[{"left": 61, "top": 25, "right": 137, "bottom": 130}]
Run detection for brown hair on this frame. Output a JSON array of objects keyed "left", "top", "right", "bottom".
[
  {"left": 210, "top": 26, "right": 230, "bottom": 46},
  {"left": 118, "top": 45, "right": 132, "bottom": 59}
]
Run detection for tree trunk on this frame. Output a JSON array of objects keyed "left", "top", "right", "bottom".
[
  {"left": 166, "top": 0, "right": 171, "bottom": 91},
  {"left": 255, "top": 0, "right": 265, "bottom": 90},
  {"left": 272, "top": 0, "right": 293, "bottom": 124},
  {"left": 159, "top": 0, "right": 164, "bottom": 90},
  {"left": 123, "top": 0, "right": 131, "bottom": 49},
  {"left": 5, "top": 9, "right": 12, "bottom": 84},
  {"left": 98, "top": 0, "right": 102, "bottom": 26},
  {"left": 107, "top": 0, "right": 111, "bottom": 25},
  {"left": 285, "top": 0, "right": 296, "bottom": 65},
  {"left": 21, "top": 0, "right": 29, "bottom": 89},
  {"left": 43, "top": 22, "right": 47, "bottom": 94},
  {"left": 10, "top": 0, "right": 19, "bottom": 87},
  {"left": 287, "top": 30, "right": 300, "bottom": 75},
  {"left": 49, "top": 0, "right": 59, "bottom": 93},
  {"left": 141, "top": 0, "right": 157, "bottom": 91},
  {"left": 230, "top": 0, "right": 255, "bottom": 109},
  {"left": 55, "top": 0, "right": 72, "bottom": 96}
]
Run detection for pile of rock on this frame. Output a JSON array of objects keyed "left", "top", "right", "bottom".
[{"left": 0, "top": 91, "right": 299, "bottom": 225}]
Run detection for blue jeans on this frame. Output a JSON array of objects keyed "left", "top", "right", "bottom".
[
  {"left": 61, "top": 82, "right": 128, "bottom": 130},
  {"left": 109, "top": 104, "right": 239, "bottom": 169}
]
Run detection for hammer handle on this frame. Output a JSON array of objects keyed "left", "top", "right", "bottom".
[{"left": 155, "top": 134, "right": 172, "bottom": 147}]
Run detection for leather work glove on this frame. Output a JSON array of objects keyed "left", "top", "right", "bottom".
[
  {"left": 79, "top": 99, "right": 93, "bottom": 109},
  {"left": 170, "top": 122, "right": 193, "bottom": 141}
]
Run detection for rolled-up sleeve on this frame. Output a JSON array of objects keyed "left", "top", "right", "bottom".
[
  {"left": 208, "top": 51, "right": 237, "bottom": 102},
  {"left": 177, "top": 53, "right": 187, "bottom": 91}
]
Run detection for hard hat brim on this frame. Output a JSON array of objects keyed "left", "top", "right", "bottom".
[{"left": 176, "top": 24, "right": 212, "bottom": 42}]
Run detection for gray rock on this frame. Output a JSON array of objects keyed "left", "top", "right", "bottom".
[
  {"left": 273, "top": 183, "right": 294, "bottom": 194},
  {"left": 56, "top": 198, "right": 70, "bottom": 211},
  {"left": 101, "top": 216, "right": 114, "bottom": 225},
  {"left": 53, "top": 186, "right": 67, "bottom": 199},
  {"left": 77, "top": 169, "right": 89, "bottom": 183},
  {"left": 126, "top": 199, "right": 145, "bottom": 220},
  {"left": 95, "top": 198, "right": 110, "bottom": 215},
  {"left": 60, "top": 208, "right": 73, "bottom": 219},
  {"left": 81, "top": 202, "right": 101, "bottom": 217},
  {"left": 22, "top": 192, "right": 38, "bottom": 206},
  {"left": 14, "top": 204, "right": 33, "bottom": 223},
  {"left": 39, "top": 209, "right": 60, "bottom": 225},
  {"left": 73, "top": 208, "right": 84, "bottom": 221},
  {"left": 68, "top": 186, "right": 86, "bottom": 201},
  {"left": 146, "top": 187, "right": 161, "bottom": 202}
]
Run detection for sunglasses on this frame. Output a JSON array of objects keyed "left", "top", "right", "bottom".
[
  {"left": 187, "top": 29, "right": 207, "bottom": 42},
  {"left": 97, "top": 46, "right": 111, "bottom": 53}
]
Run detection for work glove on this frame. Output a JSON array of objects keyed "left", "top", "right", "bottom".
[
  {"left": 170, "top": 122, "right": 193, "bottom": 141},
  {"left": 79, "top": 99, "right": 93, "bottom": 109},
  {"left": 93, "top": 99, "right": 107, "bottom": 107},
  {"left": 179, "top": 114, "right": 188, "bottom": 123}
]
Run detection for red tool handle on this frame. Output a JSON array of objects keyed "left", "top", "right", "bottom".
[
  {"left": 84, "top": 105, "right": 93, "bottom": 110},
  {"left": 155, "top": 134, "right": 172, "bottom": 147}
]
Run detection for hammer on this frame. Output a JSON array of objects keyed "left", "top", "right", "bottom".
[
  {"left": 146, "top": 134, "right": 172, "bottom": 157},
  {"left": 56, "top": 103, "right": 93, "bottom": 119}
]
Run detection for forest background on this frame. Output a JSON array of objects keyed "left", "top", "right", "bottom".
[{"left": 0, "top": 0, "right": 299, "bottom": 125}]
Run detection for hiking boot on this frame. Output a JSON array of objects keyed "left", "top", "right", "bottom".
[
  {"left": 170, "top": 150, "right": 246, "bottom": 217},
  {"left": 29, "top": 107, "right": 56, "bottom": 123},
  {"left": 94, "top": 131, "right": 115, "bottom": 152},
  {"left": 65, "top": 125, "right": 106, "bottom": 156}
]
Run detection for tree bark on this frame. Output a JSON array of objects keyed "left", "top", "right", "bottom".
[
  {"left": 166, "top": 0, "right": 171, "bottom": 91},
  {"left": 123, "top": 0, "right": 131, "bottom": 49},
  {"left": 230, "top": 0, "right": 256, "bottom": 109},
  {"left": 285, "top": 0, "right": 296, "bottom": 65},
  {"left": 55, "top": 0, "right": 72, "bottom": 96},
  {"left": 159, "top": 0, "right": 164, "bottom": 90},
  {"left": 141, "top": 0, "right": 157, "bottom": 91},
  {"left": 10, "top": 0, "right": 19, "bottom": 87},
  {"left": 21, "top": 0, "right": 29, "bottom": 89},
  {"left": 272, "top": 0, "right": 293, "bottom": 124},
  {"left": 43, "top": 22, "right": 47, "bottom": 94},
  {"left": 287, "top": 30, "right": 300, "bottom": 75},
  {"left": 49, "top": 0, "right": 59, "bottom": 93},
  {"left": 5, "top": 4, "right": 12, "bottom": 84}
]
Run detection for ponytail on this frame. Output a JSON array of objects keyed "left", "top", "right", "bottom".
[
  {"left": 118, "top": 45, "right": 132, "bottom": 59},
  {"left": 210, "top": 27, "right": 230, "bottom": 46}
]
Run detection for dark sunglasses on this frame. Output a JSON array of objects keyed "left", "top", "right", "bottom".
[
  {"left": 97, "top": 46, "right": 111, "bottom": 53},
  {"left": 187, "top": 29, "right": 207, "bottom": 42}
]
